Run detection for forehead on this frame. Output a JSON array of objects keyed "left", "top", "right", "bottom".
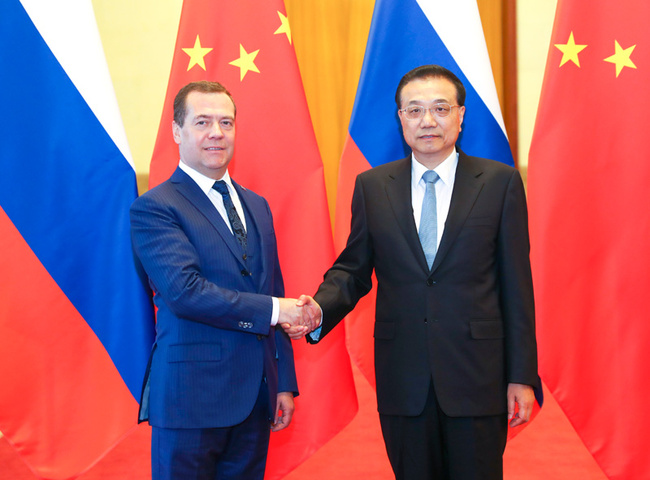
[
  {"left": 185, "top": 91, "right": 235, "bottom": 117},
  {"left": 401, "top": 77, "right": 458, "bottom": 104}
]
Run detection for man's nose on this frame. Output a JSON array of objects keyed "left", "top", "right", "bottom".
[
  {"left": 421, "top": 108, "right": 438, "bottom": 126},
  {"left": 209, "top": 123, "right": 224, "bottom": 137}
]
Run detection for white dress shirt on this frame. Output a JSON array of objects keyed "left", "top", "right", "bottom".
[{"left": 411, "top": 149, "right": 458, "bottom": 249}]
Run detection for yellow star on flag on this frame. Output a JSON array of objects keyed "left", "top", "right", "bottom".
[
  {"left": 274, "top": 11, "right": 292, "bottom": 44},
  {"left": 555, "top": 32, "right": 587, "bottom": 67},
  {"left": 604, "top": 40, "right": 637, "bottom": 77},
  {"left": 229, "top": 44, "right": 260, "bottom": 81},
  {"left": 182, "top": 35, "right": 213, "bottom": 71}
]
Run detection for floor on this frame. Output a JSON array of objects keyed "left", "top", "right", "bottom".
[{"left": 0, "top": 365, "right": 607, "bottom": 479}]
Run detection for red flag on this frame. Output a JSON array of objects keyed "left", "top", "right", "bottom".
[
  {"left": 148, "top": 1, "right": 357, "bottom": 477},
  {"left": 528, "top": 1, "right": 650, "bottom": 478}
]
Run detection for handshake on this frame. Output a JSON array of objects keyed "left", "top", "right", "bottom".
[{"left": 277, "top": 295, "right": 321, "bottom": 340}]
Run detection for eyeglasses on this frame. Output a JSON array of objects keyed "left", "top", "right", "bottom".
[{"left": 399, "top": 103, "right": 460, "bottom": 120}]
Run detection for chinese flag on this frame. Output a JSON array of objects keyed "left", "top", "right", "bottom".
[
  {"left": 148, "top": 1, "right": 357, "bottom": 478},
  {"left": 528, "top": 1, "right": 650, "bottom": 478}
]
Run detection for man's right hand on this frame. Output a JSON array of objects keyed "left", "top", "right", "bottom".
[{"left": 277, "top": 297, "right": 321, "bottom": 340}]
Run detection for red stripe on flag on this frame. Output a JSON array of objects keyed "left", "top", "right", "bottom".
[{"left": 0, "top": 208, "right": 138, "bottom": 480}]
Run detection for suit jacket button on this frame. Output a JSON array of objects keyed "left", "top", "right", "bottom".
[
  {"left": 257, "top": 334, "right": 263, "bottom": 340},
  {"left": 426, "top": 278, "right": 435, "bottom": 286},
  {"left": 242, "top": 254, "right": 247, "bottom": 260},
  {"left": 241, "top": 269, "right": 249, "bottom": 276}
]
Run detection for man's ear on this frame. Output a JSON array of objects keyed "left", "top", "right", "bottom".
[{"left": 172, "top": 121, "right": 181, "bottom": 145}]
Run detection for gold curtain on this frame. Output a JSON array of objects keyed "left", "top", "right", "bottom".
[{"left": 284, "top": 0, "right": 374, "bottom": 218}]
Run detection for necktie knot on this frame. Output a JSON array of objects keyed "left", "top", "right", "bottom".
[
  {"left": 422, "top": 170, "right": 439, "bottom": 185},
  {"left": 212, "top": 180, "right": 229, "bottom": 195}
]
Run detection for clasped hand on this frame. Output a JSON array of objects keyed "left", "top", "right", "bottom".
[{"left": 277, "top": 295, "right": 321, "bottom": 340}]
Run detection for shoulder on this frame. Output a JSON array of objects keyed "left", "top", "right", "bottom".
[
  {"left": 357, "top": 157, "right": 410, "bottom": 182},
  {"left": 458, "top": 151, "right": 521, "bottom": 185},
  {"left": 233, "top": 181, "right": 267, "bottom": 204},
  {"left": 233, "top": 181, "right": 272, "bottom": 214},
  {"left": 461, "top": 151, "right": 515, "bottom": 172},
  {"left": 133, "top": 180, "right": 173, "bottom": 205},
  {"left": 131, "top": 178, "right": 175, "bottom": 208}
]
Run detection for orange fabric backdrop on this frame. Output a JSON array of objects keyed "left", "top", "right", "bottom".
[{"left": 284, "top": 0, "right": 374, "bottom": 222}]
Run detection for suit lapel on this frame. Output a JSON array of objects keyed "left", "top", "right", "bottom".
[
  {"left": 431, "top": 151, "right": 484, "bottom": 274},
  {"left": 171, "top": 168, "right": 248, "bottom": 270},
  {"left": 234, "top": 181, "right": 269, "bottom": 290},
  {"left": 384, "top": 158, "right": 428, "bottom": 268}
]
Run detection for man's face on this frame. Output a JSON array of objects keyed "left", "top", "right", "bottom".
[
  {"left": 398, "top": 77, "right": 465, "bottom": 168},
  {"left": 173, "top": 91, "right": 236, "bottom": 180}
]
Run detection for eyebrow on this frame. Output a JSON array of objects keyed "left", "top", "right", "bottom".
[
  {"left": 193, "top": 113, "right": 234, "bottom": 121},
  {"left": 406, "top": 98, "right": 451, "bottom": 105}
]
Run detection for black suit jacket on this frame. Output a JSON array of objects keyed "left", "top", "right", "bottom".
[{"left": 310, "top": 150, "right": 538, "bottom": 418}]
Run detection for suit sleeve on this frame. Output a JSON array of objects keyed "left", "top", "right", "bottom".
[
  {"left": 497, "top": 169, "right": 539, "bottom": 388},
  {"left": 265, "top": 203, "right": 299, "bottom": 395},
  {"left": 130, "top": 192, "right": 273, "bottom": 336},
  {"left": 309, "top": 175, "right": 374, "bottom": 343}
]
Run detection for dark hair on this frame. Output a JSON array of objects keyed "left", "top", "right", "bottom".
[
  {"left": 394, "top": 65, "right": 466, "bottom": 108},
  {"left": 173, "top": 81, "right": 236, "bottom": 127}
]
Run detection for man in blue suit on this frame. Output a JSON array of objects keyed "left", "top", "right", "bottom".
[{"left": 130, "top": 81, "right": 304, "bottom": 480}]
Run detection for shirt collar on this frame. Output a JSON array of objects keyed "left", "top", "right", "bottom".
[
  {"left": 411, "top": 148, "right": 459, "bottom": 188},
  {"left": 178, "top": 161, "right": 234, "bottom": 195}
]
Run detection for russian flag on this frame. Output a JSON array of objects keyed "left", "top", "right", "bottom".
[
  {"left": 336, "top": 0, "right": 538, "bottom": 434},
  {"left": 0, "top": 1, "right": 155, "bottom": 478}
]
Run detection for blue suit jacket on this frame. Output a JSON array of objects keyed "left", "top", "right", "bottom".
[{"left": 130, "top": 167, "right": 298, "bottom": 429}]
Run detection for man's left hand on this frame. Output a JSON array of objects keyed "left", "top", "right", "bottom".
[
  {"left": 271, "top": 392, "right": 295, "bottom": 432},
  {"left": 507, "top": 383, "right": 535, "bottom": 428}
]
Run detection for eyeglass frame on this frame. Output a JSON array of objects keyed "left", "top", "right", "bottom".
[{"left": 398, "top": 103, "right": 461, "bottom": 120}]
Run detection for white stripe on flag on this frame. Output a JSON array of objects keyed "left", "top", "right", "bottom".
[
  {"left": 19, "top": 0, "right": 134, "bottom": 168},
  {"left": 417, "top": 0, "right": 507, "bottom": 136}
]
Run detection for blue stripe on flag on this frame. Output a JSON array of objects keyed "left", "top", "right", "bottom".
[
  {"left": 0, "top": 0, "right": 154, "bottom": 398},
  {"left": 349, "top": 0, "right": 513, "bottom": 168}
]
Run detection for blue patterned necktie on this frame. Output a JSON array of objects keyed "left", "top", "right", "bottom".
[
  {"left": 213, "top": 180, "right": 247, "bottom": 252},
  {"left": 419, "top": 170, "right": 439, "bottom": 269}
]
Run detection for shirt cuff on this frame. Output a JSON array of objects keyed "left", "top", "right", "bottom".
[
  {"left": 309, "top": 326, "right": 322, "bottom": 341},
  {"left": 270, "top": 297, "right": 279, "bottom": 326}
]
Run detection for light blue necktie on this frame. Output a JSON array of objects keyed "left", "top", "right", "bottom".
[{"left": 419, "top": 170, "right": 439, "bottom": 269}]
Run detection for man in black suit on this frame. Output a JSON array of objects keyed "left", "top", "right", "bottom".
[{"left": 297, "top": 65, "right": 539, "bottom": 479}]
